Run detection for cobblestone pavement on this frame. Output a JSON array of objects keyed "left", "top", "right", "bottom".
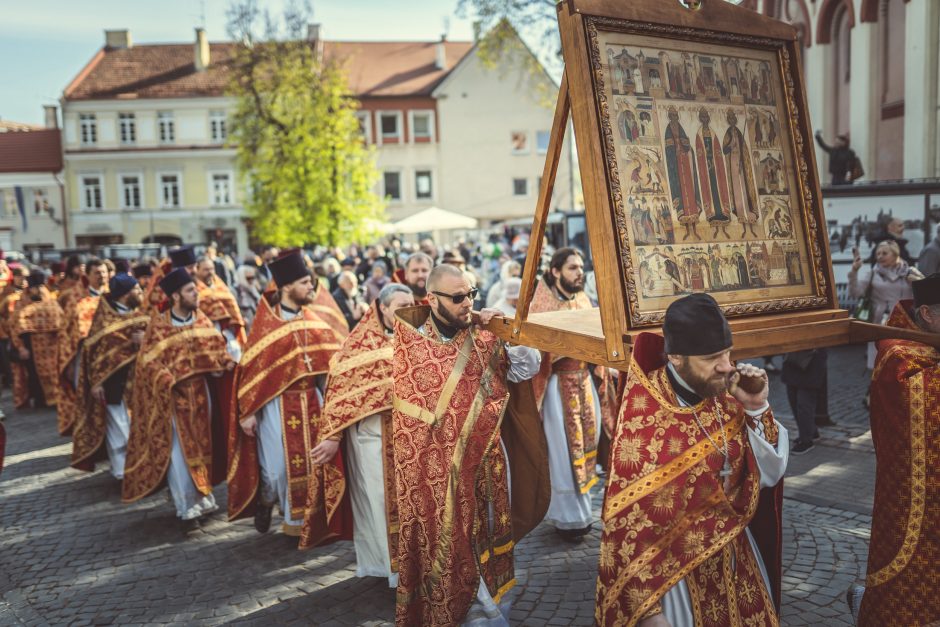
[{"left": 1, "top": 345, "right": 876, "bottom": 626}]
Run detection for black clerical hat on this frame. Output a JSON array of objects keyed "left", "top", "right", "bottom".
[
  {"left": 159, "top": 267, "right": 194, "bottom": 296},
  {"left": 269, "top": 248, "right": 308, "bottom": 288},
  {"left": 663, "top": 293, "right": 733, "bottom": 356},
  {"left": 132, "top": 263, "right": 152, "bottom": 279},
  {"left": 168, "top": 245, "right": 197, "bottom": 268},
  {"left": 912, "top": 273, "right": 940, "bottom": 308},
  {"left": 27, "top": 270, "right": 46, "bottom": 289},
  {"left": 109, "top": 273, "right": 138, "bottom": 299}
]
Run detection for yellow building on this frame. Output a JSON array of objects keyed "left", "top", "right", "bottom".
[{"left": 61, "top": 29, "right": 246, "bottom": 252}]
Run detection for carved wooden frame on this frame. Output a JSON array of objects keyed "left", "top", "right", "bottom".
[{"left": 560, "top": 2, "right": 833, "bottom": 328}]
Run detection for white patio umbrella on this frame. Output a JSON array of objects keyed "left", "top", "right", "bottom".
[{"left": 388, "top": 207, "right": 478, "bottom": 234}]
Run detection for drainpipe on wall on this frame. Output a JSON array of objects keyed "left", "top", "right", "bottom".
[{"left": 54, "top": 172, "right": 69, "bottom": 247}]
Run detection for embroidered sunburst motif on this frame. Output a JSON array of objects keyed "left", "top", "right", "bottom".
[
  {"left": 683, "top": 529, "right": 705, "bottom": 556},
  {"left": 630, "top": 393, "right": 650, "bottom": 412},
  {"left": 667, "top": 436, "right": 685, "bottom": 456},
  {"left": 616, "top": 435, "right": 645, "bottom": 467},
  {"left": 651, "top": 485, "right": 677, "bottom": 515}
]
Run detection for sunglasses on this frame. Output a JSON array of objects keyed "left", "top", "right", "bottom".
[{"left": 432, "top": 288, "right": 479, "bottom": 304}]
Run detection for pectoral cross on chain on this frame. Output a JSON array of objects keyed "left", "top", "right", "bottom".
[{"left": 302, "top": 352, "right": 313, "bottom": 370}]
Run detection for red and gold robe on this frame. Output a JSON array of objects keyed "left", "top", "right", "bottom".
[
  {"left": 122, "top": 310, "right": 230, "bottom": 505},
  {"left": 71, "top": 299, "right": 149, "bottom": 471},
  {"left": 11, "top": 288, "right": 63, "bottom": 407},
  {"left": 392, "top": 306, "right": 549, "bottom": 626},
  {"left": 300, "top": 303, "right": 394, "bottom": 553},
  {"left": 196, "top": 278, "right": 247, "bottom": 345},
  {"left": 57, "top": 287, "right": 102, "bottom": 435},
  {"left": 227, "top": 294, "right": 345, "bottom": 535},
  {"left": 529, "top": 279, "right": 617, "bottom": 490},
  {"left": 311, "top": 280, "right": 350, "bottom": 341},
  {"left": 0, "top": 290, "right": 27, "bottom": 407},
  {"left": 858, "top": 302, "right": 940, "bottom": 626},
  {"left": 596, "top": 332, "right": 782, "bottom": 626},
  {"left": 695, "top": 126, "right": 732, "bottom": 223}
]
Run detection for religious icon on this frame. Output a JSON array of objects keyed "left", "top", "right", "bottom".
[
  {"left": 663, "top": 107, "right": 702, "bottom": 240},
  {"left": 762, "top": 198, "right": 795, "bottom": 239},
  {"left": 755, "top": 151, "right": 787, "bottom": 195}
]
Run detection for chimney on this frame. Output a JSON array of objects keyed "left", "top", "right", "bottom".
[
  {"left": 105, "top": 29, "right": 132, "bottom": 49},
  {"left": 435, "top": 36, "right": 446, "bottom": 70},
  {"left": 43, "top": 105, "right": 58, "bottom": 129},
  {"left": 195, "top": 28, "right": 210, "bottom": 71},
  {"left": 307, "top": 23, "right": 324, "bottom": 60}
]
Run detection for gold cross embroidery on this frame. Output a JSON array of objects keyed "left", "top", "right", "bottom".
[
  {"left": 291, "top": 454, "right": 304, "bottom": 469},
  {"left": 287, "top": 415, "right": 301, "bottom": 429}
]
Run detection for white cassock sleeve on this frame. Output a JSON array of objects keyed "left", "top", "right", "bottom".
[
  {"left": 506, "top": 344, "right": 541, "bottom": 383},
  {"left": 745, "top": 403, "right": 789, "bottom": 488}
]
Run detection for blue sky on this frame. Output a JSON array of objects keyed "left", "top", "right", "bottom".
[{"left": 0, "top": 0, "right": 481, "bottom": 125}]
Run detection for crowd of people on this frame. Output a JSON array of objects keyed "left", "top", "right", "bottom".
[{"left": 0, "top": 226, "right": 936, "bottom": 626}]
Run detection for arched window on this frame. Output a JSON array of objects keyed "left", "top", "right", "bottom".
[
  {"left": 832, "top": 6, "right": 852, "bottom": 138},
  {"left": 875, "top": 0, "right": 906, "bottom": 178}
]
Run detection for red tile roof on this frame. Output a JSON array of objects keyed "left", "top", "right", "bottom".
[
  {"left": 63, "top": 40, "right": 475, "bottom": 101},
  {"left": 0, "top": 129, "right": 63, "bottom": 173},
  {"left": 325, "top": 41, "right": 474, "bottom": 97}
]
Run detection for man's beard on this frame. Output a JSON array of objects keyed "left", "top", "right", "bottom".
[
  {"left": 560, "top": 275, "right": 584, "bottom": 294},
  {"left": 125, "top": 293, "right": 142, "bottom": 309},
  {"left": 291, "top": 289, "right": 314, "bottom": 306},
  {"left": 435, "top": 301, "right": 471, "bottom": 330},
  {"left": 408, "top": 280, "right": 427, "bottom": 298},
  {"left": 30, "top": 293, "right": 42, "bottom": 302},
  {"left": 675, "top": 358, "right": 729, "bottom": 399}
]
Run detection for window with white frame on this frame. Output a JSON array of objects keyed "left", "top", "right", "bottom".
[
  {"left": 120, "top": 175, "right": 142, "bottom": 209},
  {"left": 158, "top": 112, "right": 175, "bottom": 144},
  {"left": 379, "top": 112, "right": 401, "bottom": 142},
  {"left": 210, "top": 172, "right": 232, "bottom": 206},
  {"left": 410, "top": 111, "right": 434, "bottom": 142},
  {"left": 160, "top": 173, "right": 181, "bottom": 207},
  {"left": 355, "top": 111, "right": 372, "bottom": 144},
  {"left": 383, "top": 171, "right": 401, "bottom": 201},
  {"left": 118, "top": 113, "right": 136, "bottom": 145},
  {"left": 536, "top": 130, "right": 551, "bottom": 155},
  {"left": 33, "top": 188, "right": 51, "bottom": 216},
  {"left": 80, "top": 175, "right": 103, "bottom": 210},
  {"left": 79, "top": 114, "right": 97, "bottom": 146},
  {"left": 415, "top": 170, "right": 433, "bottom": 200},
  {"left": 511, "top": 131, "right": 528, "bottom": 154},
  {"left": 512, "top": 178, "right": 529, "bottom": 197},
  {"left": 210, "top": 110, "right": 227, "bottom": 142}
]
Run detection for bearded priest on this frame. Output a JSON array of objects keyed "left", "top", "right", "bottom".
[
  {"left": 596, "top": 293, "right": 788, "bottom": 627},
  {"left": 303, "top": 283, "right": 415, "bottom": 586},
  {"left": 392, "top": 263, "right": 549, "bottom": 626},
  {"left": 528, "top": 247, "right": 617, "bottom": 541},
  {"left": 122, "top": 268, "right": 234, "bottom": 534},
  {"left": 71, "top": 273, "right": 149, "bottom": 479},
  {"left": 228, "top": 249, "right": 345, "bottom": 538}
]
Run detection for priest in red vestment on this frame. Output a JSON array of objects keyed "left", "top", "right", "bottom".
[
  {"left": 597, "top": 294, "right": 787, "bottom": 627},
  {"left": 122, "top": 268, "right": 234, "bottom": 534},
  {"left": 11, "top": 272, "right": 64, "bottom": 409},
  {"left": 0, "top": 267, "right": 28, "bottom": 407},
  {"left": 57, "top": 257, "right": 112, "bottom": 435},
  {"left": 392, "top": 264, "right": 549, "bottom": 626},
  {"left": 71, "top": 273, "right": 149, "bottom": 478},
  {"left": 303, "top": 283, "right": 415, "bottom": 585},
  {"left": 528, "top": 247, "right": 617, "bottom": 541},
  {"left": 848, "top": 274, "right": 940, "bottom": 627},
  {"left": 228, "top": 249, "right": 345, "bottom": 538},
  {"left": 392, "top": 251, "right": 432, "bottom": 304}
]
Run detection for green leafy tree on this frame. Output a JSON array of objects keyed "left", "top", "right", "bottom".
[{"left": 227, "top": 0, "right": 385, "bottom": 248}]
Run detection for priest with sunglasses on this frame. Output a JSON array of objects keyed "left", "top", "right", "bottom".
[{"left": 392, "top": 263, "right": 550, "bottom": 626}]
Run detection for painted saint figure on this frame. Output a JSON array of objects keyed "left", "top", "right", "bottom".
[
  {"left": 722, "top": 110, "right": 760, "bottom": 238},
  {"left": 694, "top": 108, "right": 732, "bottom": 238},
  {"left": 663, "top": 107, "right": 701, "bottom": 241}
]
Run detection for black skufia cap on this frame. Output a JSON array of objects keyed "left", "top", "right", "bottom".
[
  {"left": 159, "top": 267, "right": 194, "bottom": 296},
  {"left": 168, "top": 246, "right": 197, "bottom": 268},
  {"left": 132, "top": 263, "right": 153, "bottom": 278},
  {"left": 663, "top": 293, "right": 733, "bottom": 356},
  {"left": 912, "top": 272, "right": 940, "bottom": 309},
  {"left": 269, "top": 249, "right": 309, "bottom": 288},
  {"left": 27, "top": 270, "right": 47, "bottom": 289}
]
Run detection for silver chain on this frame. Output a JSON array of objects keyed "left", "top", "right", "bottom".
[{"left": 691, "top": 405, "right": 732, "bottom": 477}]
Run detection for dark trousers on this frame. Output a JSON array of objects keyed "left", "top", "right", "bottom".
[
  {"left": 0, "top": 338, "right": 11, "bottom": 387},
  {"left": 786, "top": 386, "right": 819, "bottom": 444}
]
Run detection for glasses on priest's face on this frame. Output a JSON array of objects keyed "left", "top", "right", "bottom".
[{"left": 432, "top": 288, "right": 479, "bottom": 305}]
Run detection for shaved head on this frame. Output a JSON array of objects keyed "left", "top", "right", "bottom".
[{"left": 427, "top": 263, "right": 464, "bottom": 292}]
